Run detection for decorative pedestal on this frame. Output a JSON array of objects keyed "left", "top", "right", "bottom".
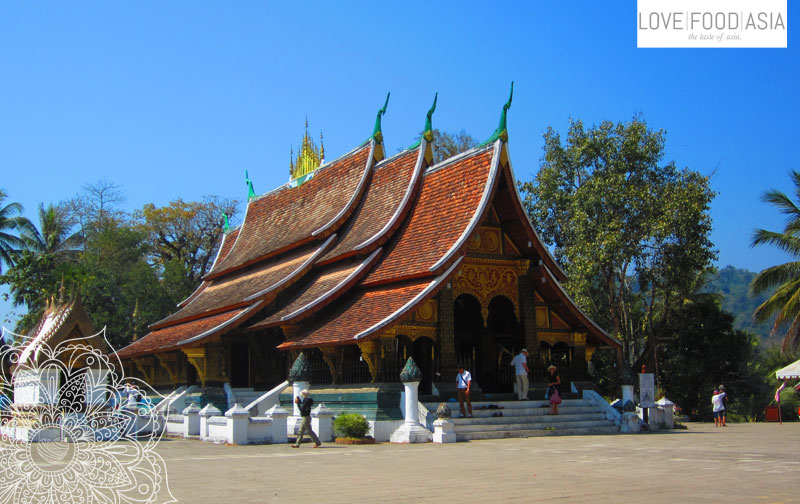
[
  {"left": 432, "top": 418, "right": 456, "bottom": 443},
  {"left": 390, "top": 381, "right": 432, "bottom": 443},
  {"left": 266, "top": 405, "right": 289, "bottom": 444},
  {"left": 199, "top": 403, "right": 222, "bottom": 441},
  {"left": 620, "top": 412, "right": 642, "bottom": 434},
  {"left": 182, "top": 404, "right": 201, "bottom": 437},
  {"left": 621, "top": 385, "right": 634, "bottom": 407},
  {"left": 287, "top": 380, "right": 309, "bottom": 436},
  {"left": 311, "top": 404, "right": 334, "bottom": 442}
]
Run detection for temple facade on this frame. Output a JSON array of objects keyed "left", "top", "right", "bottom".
[{"left": 117, "top": 89, "right": 622, "bottom": 396}]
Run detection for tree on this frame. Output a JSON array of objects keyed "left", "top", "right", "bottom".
[
  {"left": 657, "top": 295, "right": 761, "bottom": 421},
  {"left": 23, "top": 203, "right": 83, "bottom": 258},
  {"left": 520, "top": 117, "right": 716, "bottom": 362},
  {"left": 0, "top": 189, "right": 33, "bottom": 272},
  {"left": 431, "top": 129, "right": 478, "bottom": 164},
  {"left": 135, "top": 196, "right": 238, "bottom": 284},
  {"left": 751, "top": 170, "right": 800, "bottom": 352},
  {"left": 65, "top": 179, "right": 127, "bottom": 243}
]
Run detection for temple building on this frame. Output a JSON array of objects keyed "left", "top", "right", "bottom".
[{"left": 117, "top": 88, "right": 622, "bottom": 398}]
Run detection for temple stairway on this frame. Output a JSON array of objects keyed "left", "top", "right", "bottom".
[
  {"left": 422, "top": 397, "right": 618, "bottom": 441},
  {"left": 229, "top": 387, "right": 264, "bottom": 409}
]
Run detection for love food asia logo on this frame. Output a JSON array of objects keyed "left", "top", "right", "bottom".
[{"left": 637, "top": 0, "right": 787, "bottom": 48}]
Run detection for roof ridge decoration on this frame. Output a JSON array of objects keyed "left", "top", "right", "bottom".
[
  {"left": 221, "top": 211, "right": 230, "bottom": 233},
  {"left": 369, "top": 92, "right": 390, "bottom": 161},
  {"left": 408, "top": 92, "right": 438, "bottom": 150},
  {"left": 245, "top": 170, "right": 256, "bottom": 200},
  {"left": 480, "top": 81, "right": 514, "bottom": 147}
]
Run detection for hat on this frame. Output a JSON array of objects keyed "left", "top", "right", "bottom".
[
  {"left": 301, "top": 389, "right": 310, "bottom": 396},
  {"left": 718, "top": 385, "right": 725, "bottom": 391},
  {"left": 547, "top": 364, "right": 557, "bottom": 371},
  {"left": 521, "top": 348, "right": 528, "bottom": 353}
]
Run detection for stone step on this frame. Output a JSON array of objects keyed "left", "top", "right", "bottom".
[
  {"left": 423, "top": 399, "right": 595, "bottom": 411},
  {"left": 455, "top": 419, "right": 614, "bottom": 433},
  {"left": 457, "top": 425, "right": 619, "bottom": 441},
  {"left": 450, "top": 412, "right": 609, "bottom": 427},
  {"left": 431, "top": 405, "right": 603, "bottom": 418}
]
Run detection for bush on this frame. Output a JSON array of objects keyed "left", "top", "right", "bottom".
[{"left": 333, "top": 413, "right": 370, "bottom": 439}]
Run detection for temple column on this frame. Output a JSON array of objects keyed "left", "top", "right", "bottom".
[
  {"left": 517, "top": 274, "right": 538, "bottom": 356},
  {"left": 438, "top": 289, "right": 456, "bottom": 380}
]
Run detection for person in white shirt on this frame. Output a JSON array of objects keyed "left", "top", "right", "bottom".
[
  {"left": 510, "top": 349, "right": 530, "bottom": 400},
  {"left": 456, "top": 364, "right": 473, "bottom": 418}
]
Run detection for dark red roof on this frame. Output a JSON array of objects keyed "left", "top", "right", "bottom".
[
  {"left": 177, "top": 227, "right": 241, "bottom": 309},
  {"left": 362, "top": 145, "right": 495, "bottom": 286},
  {"left": 319, "top": 148, "right": 420, "bottom": 263},
  {"left": 208, "top": 144, "right": 372, "bottom": 278},
  {"left": 118, "top": 308, "right": 246, "bottom": 358}
]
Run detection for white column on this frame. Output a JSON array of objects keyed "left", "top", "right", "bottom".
[
  {"left": 199, "top": 403, "right": 222, "bottom": 441},
  {"left": 182, "top": 404, "right": 201, "bottom": 437},
  {"left": 311, "top": 404, "right": 334, "bottom": 442},
  {"left": 390, "top": 381, "right": 432, "bottom": 443}
]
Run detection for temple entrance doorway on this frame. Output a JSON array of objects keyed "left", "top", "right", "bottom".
[
  {"left": 454, "top": 294, "right": 486, "bottom": 390},
  {"left": 230, "top": 343, "right": 250, "bottom": 388},
  {"left": 487, "top": 296, "right": 523, "bottom": 392},
  {"left": 411, "top": 336, "right": 434, "bottom": 395}
]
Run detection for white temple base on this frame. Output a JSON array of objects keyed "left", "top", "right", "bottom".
[
  {"left": 390, "top": 422, "right": 432, "bottom": 443},
  {"left": 432, "top": 418, "right": 456, "bottom": 443}
]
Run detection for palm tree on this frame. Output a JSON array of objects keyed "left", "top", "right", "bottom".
[
  {"left": 751, "top": 170, "right": 800, "bottom": 352},
  {"left": 0, "top": 189, "right": 33, "bottom": 272},
  {"left": 22, "top": 203, "right": 83, "bottom": 257}
]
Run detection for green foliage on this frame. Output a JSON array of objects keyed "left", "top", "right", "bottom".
[
  {"left": 0, "top": 182, "right": 232, "bottom": 348},
  {"left": 520, "top": 116, "right": 716, "bottom": 361},
  {"left": 751, "top": 170, "right": 800, "bottom": 352},
  {"left": 333, "top": 413, "right": 370, "bottom": 439},
  {"left": 657, "top": 295, "right": 762, "bottom": 421},
  {"left": 428, "top": 129, "right": 477, "bottom": 164},
  {"left": 0, "top": 189, "right": 33, "bottom": 273},
  {"left": 702, "top": 266, "right": 774, "bottom": 346}
]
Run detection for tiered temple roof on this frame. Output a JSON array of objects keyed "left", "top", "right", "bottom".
[{"left": 118, "top": 90, "right": 619, "bottom": 362}]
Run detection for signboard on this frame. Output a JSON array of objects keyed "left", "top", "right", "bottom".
[{"left": 639, "top": 373, "right": 656, "bottom": 408}]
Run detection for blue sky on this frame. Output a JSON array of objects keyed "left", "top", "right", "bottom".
[{"left": 1, "top": 1, "right": 798, "bottom": 324}]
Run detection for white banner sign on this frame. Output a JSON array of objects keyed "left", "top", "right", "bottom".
[{"left": 638, "top": 0, "right": 787, "bottom": 48}]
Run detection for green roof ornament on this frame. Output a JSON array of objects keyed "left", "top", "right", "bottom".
[
  {"left": 221, "top": 211, "right": 230, "bottom": 233},
  {"left": 245, "top": 170, "right": 255, "bottom": 200},
  {"left": 480, "top": 81, "right": 514, "bottom": 147},
  {"left": 408, "top": 92, "right": 438, "bottom": 149},
  {"left": 371, "top": 92, "right": 391, "bottom": 144}
]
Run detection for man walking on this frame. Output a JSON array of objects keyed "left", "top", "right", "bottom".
[
  {"left": 291, "top": 389, "right": 321, "bottom": 448},
  {"left": 510, "top": 348, "right": 530, "bottom": 400},
  {"left": 456, "top": 364, "right": 473, "bottom": 418}
]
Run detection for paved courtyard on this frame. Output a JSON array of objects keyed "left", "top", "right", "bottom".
[{"left": 156, "top": 423, "right": 800, "bottom": 503}]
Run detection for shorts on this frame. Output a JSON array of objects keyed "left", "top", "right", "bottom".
[{"left": 714, "top": 410, "right": 725, "bottom": 419}]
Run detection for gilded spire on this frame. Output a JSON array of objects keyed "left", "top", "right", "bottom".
[
  {"left": 290, "top": 118, "right": 323, "bottom": 181},
  {"left": 320, "top": 132, "right": 325, "bottom": 163}
]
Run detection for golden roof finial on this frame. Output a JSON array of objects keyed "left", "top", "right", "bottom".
[
  {"left": 290, "top": 118, "right": 322, "bottom": 181},
  {"left": 320, "top": 131, "right": 325, "bottom": 162}
]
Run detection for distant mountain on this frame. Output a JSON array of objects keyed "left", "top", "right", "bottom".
[{"left": 702, "top": 265, "right": 778, "bottom": 347}]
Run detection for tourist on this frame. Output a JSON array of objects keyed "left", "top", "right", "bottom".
[
  {"left": 510, "top": 349, "right": 530, "bottom": 400},
  {"left": 718, "top": 385, "right": 728, "bottom": 427},
  {"left": 456, "top": 364, "right": 473, "bottom": 418},
  {"left": 292, "top": 389, "right": 321, "bottom": 448},
  {"left": 711, "top": 388, "right": 723, "bottom": 426},
  {"left": 546, "top": 364, "right": 562, "bottom": 415}
]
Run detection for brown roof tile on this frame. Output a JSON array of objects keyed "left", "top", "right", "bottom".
[
  {"left": 208, "top": 144, "right": 372, "bottom": 277},
  {"left": 277, "top": 281, "right": 430, "bottom": 349},
  {"left": 362, "top": 146, "right": 495, "bottom": 286},
  {"left": 118, "top": 308, "right": 246, "bottom": 358},
  {"left": 152, "top": 245, "right": 322, "bottom": 329},
  {"left": 319, "top": 148, "right": 419, "bottom": 263}
]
